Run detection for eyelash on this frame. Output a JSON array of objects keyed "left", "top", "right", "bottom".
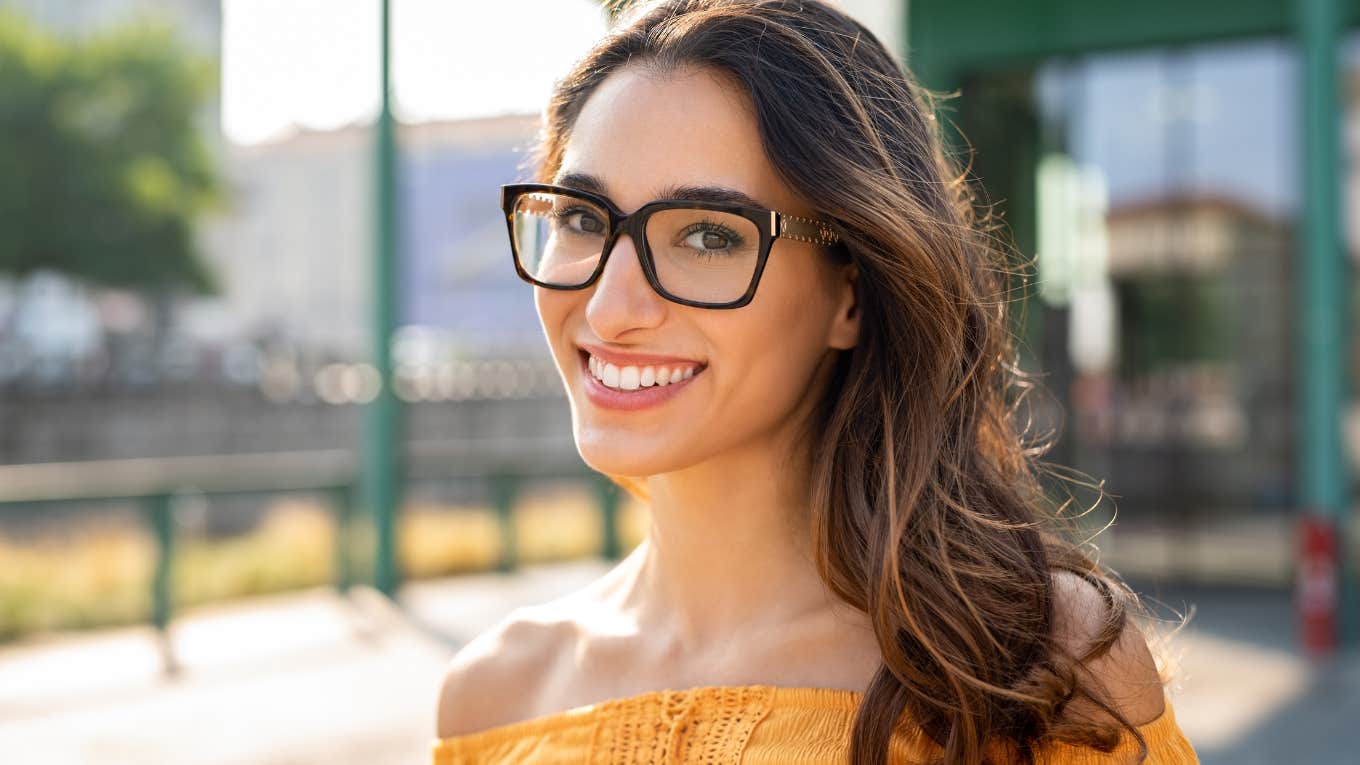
[
  {"left": 548, "top": 206, "right": 605, "bottom": 229},
  {"left": 549, "top": 205, "right": 587, "bottom": 217},
  {"left": 680, "top": 218, "right": 746, "bottom": 250}
]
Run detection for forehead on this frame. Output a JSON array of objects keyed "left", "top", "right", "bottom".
[{"left": 554, "top": 63, "right": 800, "bottom": 215}]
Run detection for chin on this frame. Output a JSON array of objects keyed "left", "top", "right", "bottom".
[{"left": 571, "top": 423, "right": 684, "bottom": 478}]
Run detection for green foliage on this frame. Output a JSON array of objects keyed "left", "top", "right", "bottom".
[{"left": 0, "top": 9, "right": 223, "bottom": 294}]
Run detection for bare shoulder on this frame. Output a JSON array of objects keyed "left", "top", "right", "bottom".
[
  {"left": 435, "top": 603, "right": 575, "bottom": 739},
  {"left": 436, "top": 551, "right": 651, "bottom": 739},
  {"left": 1050, "top": 569, "right": 1167, "bottom": 727}
]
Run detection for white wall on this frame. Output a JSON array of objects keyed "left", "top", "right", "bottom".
[{"left": 832, "top": 0, "right": 906, "bottom": 61}]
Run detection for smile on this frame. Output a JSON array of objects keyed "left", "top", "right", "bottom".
[
  {"left": 586, "top": 353, "right": 702, "bottom": 391},
  {"left": 576, "top": 349, "right": 706, "bottom": 411}
]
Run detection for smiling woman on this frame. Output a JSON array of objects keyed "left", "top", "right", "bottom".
[{"left": 432, "top": 2, "right": 1199, "bottom": 764}]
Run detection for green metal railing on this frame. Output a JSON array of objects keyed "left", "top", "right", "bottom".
[{"left": 0, "top": 440, "right": 626, "bottom": 674}]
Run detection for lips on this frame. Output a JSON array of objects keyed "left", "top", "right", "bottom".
[
  {"left": 579, "top": 348, "right": 705, "bottom": 391},
  {"left": 576, "top": 343, "right": 708, "bottom": 385},
  {"left": 576, "top": 342, "right": 705, "bottom": 369},
  {"left": 573, "top": 344, "right": 707, "bottom": 408}
]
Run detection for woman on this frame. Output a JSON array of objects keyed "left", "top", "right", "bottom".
[{"left": 433, "top": 1, "right": 1198, "bottom": 763}]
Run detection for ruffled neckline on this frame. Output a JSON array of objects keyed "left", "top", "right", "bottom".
[{"left": 432, "top": 682, "right": 1181, "bottom": 749}]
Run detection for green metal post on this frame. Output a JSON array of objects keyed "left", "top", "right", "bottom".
[
  {"left": 491, "top": 472, "right": 519, "bottom": 573},
  {"left": 596, "top": 475, "right": 621, "bottom": 560},
  {"left": 146, "top": 493, "right": 173, "bottom": 630},
  {"left": 332, "top": 484, "right": 354, "bottom": 593},
  {"left": 143, "top": 493, "right": 178, "bottom": 675},
  {"left": 363, "top": 0, "right": 404, "bottom": 598},
  {"left": 1296, "top": 0, "right": 1353, "bottom": 649}
]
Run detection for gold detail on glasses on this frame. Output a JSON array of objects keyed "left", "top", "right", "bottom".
[{"left": 779, "top": 213, "right": 840, "bottom": 246}]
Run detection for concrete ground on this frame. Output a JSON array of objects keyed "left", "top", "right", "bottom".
[
  {"left": 0, "top": 560, "right": 1355, "bottom": 764},
  {"left": 1121, "top": 578, "right": 1358, "bottom": 765}
]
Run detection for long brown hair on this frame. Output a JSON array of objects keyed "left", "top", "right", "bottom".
[{"left": 530, "top": 1, "right": 1176, "bottom": 763}]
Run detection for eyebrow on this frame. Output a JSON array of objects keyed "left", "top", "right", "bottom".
[
  {"left": 552, "top": 170, "right": 609, "bottom": 196},
  {"left": 552, "top": 170, "right": 769, "bottom": 211}
]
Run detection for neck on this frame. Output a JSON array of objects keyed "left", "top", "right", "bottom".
[{"left": 612, "top": 389, "right": 840, "bottom": 656}]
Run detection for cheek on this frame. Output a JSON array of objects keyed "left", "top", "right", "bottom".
[
  {"left": 741, "top": 253, "right": 840, "bottom": 364},
  {"left": 707, "top": 286, "right": 834, "bottom": 419},
  {"left": 731, "top": 318, "right": 825, "bottom": 389},
  {"left": 534, "top": 288, "right": 578, "bottom": 368}
]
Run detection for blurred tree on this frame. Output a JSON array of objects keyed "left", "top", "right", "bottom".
[{"left": 0, "top": 9, "right": 223, "bottom": 297}]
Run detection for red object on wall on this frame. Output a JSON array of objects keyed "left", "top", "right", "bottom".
[{"left": 1298, "top": 514, "right": 1338, "bottom": 655}]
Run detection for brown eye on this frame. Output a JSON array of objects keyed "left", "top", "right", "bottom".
[
  {"left": 552, "top": 206, "right": 606, "bottom": 236},
  {"left": 576, "top": 213, "right": 605, "bottom": 234},
  {"left": 682, "top": 227, "right": 735, "bottom": 252}
]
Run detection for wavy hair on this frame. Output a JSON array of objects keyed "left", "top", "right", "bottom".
[{"left": 527, "top": 1, "right": 1179, "bottom": 763}]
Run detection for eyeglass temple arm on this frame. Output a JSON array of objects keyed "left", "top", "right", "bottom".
[{"left": 777, "top": 213, "right": 841, "bottom": 246}]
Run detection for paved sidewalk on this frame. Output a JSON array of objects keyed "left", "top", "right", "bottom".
[
  {"left": 0, "top": 559, "right": 612, "bottom": 765},
  {"left": 0, "top": 562, "right": 1355, "bottom": 764},
  {"left": 1127, "top": 579, "right": 1359, "bottom": 765}
]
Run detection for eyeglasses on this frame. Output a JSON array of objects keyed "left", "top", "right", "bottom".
[{"left": 499, "top": 182, "right": 841, "bottom": 309}]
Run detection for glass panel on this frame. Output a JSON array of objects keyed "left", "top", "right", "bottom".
[{"left": 1024, "top": 40, "right": 1299, "bottom": 585}]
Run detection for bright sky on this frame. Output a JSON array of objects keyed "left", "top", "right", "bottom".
[{"left": 220, "top": 0, "right": 610, "bottom": 146}]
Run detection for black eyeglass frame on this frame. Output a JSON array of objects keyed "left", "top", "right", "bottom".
[{"left": 500, "top": 182, "right": 842, "bottom": 309}]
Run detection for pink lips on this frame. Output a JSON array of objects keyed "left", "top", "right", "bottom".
[
  {"left": 578, "top": 348, "right": 704, "bottom": 411},
  {"left": 577, "top": 342, "right": 704, "bottom": 369}
]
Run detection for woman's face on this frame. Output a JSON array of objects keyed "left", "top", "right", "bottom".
[{"left": 536, "top": 63, "right": 859, "bottom": 478}]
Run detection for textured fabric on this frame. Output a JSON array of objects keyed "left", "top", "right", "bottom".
[{"left": 430, "top": 684, "right": 1199, "bottom": 764}]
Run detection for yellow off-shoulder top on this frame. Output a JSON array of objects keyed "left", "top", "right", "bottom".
[{"left": 429, "top": 683, "right": 1198, "bottom": 764}]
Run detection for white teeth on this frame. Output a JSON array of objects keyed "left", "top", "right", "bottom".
[{"left": 586, "top": 353, "right": 699, "bottom": 391}]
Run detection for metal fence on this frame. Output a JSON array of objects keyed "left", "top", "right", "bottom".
[{"left": 0, "top": 438, "right": 624, "bottom": 674}]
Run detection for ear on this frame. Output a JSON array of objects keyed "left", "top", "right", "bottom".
[{"left": 827, "top": 261, "right": 860, "bottom": 351}]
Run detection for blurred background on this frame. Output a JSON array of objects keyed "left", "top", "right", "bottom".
[{"left": 0, "top": 0, "right": 1355, "bottom": 763}]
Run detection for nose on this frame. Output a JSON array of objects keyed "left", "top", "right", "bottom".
[{"left": 584, "top": 232, "right": 667, "bottom": 338}]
